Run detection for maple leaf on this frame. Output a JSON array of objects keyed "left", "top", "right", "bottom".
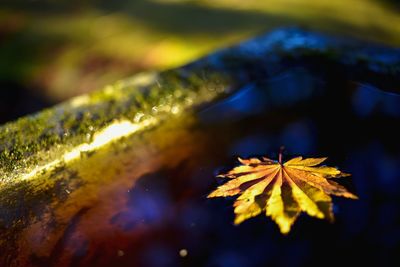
[{"left": 208, "top": 151, "right": 357, "bottom": 234}]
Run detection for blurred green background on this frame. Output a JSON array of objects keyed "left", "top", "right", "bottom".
[{"left": 0, "top": 0, "right": 399, "bottom": 122}]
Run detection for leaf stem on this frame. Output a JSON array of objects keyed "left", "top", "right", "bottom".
[{"left": 279, "top": 146, "right": 285, "bottom": 164}]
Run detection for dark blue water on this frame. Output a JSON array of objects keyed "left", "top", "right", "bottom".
[
  {"left": 114, "top": 66, "right": 400, "bottom": 267},
  {"left": 6, "top": 50, "right": 399, "bottom": 267}
]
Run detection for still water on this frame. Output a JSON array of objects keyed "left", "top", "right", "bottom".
[{"left": 2, "top": 64, "right": 398, "bottom": 267}]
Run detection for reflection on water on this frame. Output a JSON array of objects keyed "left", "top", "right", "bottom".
[
  {"left": 352, "top": 84, "right": 400, "bottom": 117},
  {"left": 2, "top": 66, "right": 400, "bottom": 266}
]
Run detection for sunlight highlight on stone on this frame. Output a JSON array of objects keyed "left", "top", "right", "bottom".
[{"left": 21, "top": 118, "right": 157, "bottom": 181}]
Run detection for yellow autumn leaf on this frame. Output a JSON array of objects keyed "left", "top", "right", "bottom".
[{"left": 208, "top": 154, "right": 357, "bottom": 234}]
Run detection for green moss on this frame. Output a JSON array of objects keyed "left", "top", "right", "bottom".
[{"left": 0, "top": 68, "right": 231, "bottom": 185}]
